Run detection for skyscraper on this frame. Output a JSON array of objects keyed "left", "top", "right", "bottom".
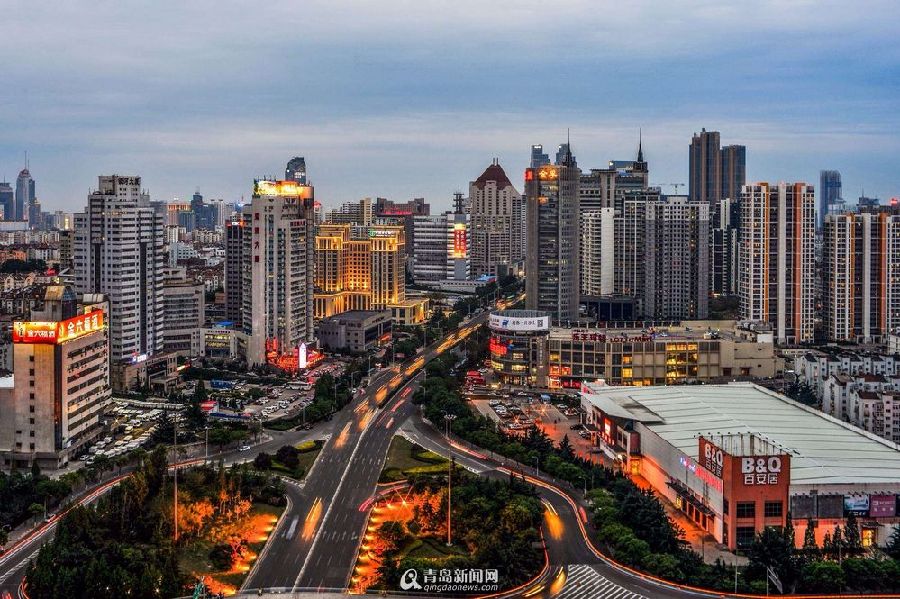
[
  {"left": 15, "top": 168, "right": 34, "bottom": 222},
  {"left": 721, "top": 145, "right": 747, "bottom": 201},
  {"left": 285, "top": 156, "right": 307, "bottom": 184},
  {"left": 530, "top": 145, "right": 550, "bottom": 168},
  {"left": 242, "top": 179, "right": 315, "bottom": 367},
  {"left": 0, "top": 182, "right": 12, "bottom": 220},
  {"left": 525, "top": 155, "right": 580, "bottom": 321},
  {"left": 411, "top": 212, "right": 469, "bottom": 284},
  {"left": 224, "top": 217, "right": 246, "bottom": 327},
  {"left": 822, "top": 205, "right": 900, "bottom": 343},
  {"left": 642, "top": 197, "right": 710, "bottom": 319},
  {"left": 710, "top": 197, "right": 740, "bottom": 296},
  {"left": 468, "top": 160, "right": 523, "bottom": 277},
  {"left": 74, "top": 175, "right": 165, "bottom": 362},
  {"left": 689, "top": 128, "right": 722, "bottom": 206},
  {"left": 579, "top": 208, "right": 614, "bottom": 296},
  {"left": 818, "top": 170, "right": 843, "bottom": 229},
  {"left": 555, "top": 143, "right": 576, "bottom": 167},
  {"left": 739, "top": 182, "right": 815, "bottom": 344}
]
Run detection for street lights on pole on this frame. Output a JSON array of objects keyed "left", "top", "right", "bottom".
[
  {"left": 534, "top": 455, "right": 539, "bottom": 478},
  {"left": 204, "top": 425, "right": 209, "bottom": 460},
  {"left": 173, "top": 412, "right": 179, "bottom": 543},
  {"left": 443, "top": 413, "right": 457, "bottom": 547}
]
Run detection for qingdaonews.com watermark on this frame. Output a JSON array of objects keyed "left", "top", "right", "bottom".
[{"left": 400, "top": 568, "right": 500, "bottom": 593}]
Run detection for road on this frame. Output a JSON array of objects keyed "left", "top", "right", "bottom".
[{"left": 243, "top": 314, "right": 488, "bottom": 593}]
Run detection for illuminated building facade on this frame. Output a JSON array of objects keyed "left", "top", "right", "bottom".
[
  {"left": 739, "top": 182, "right": 816, "bottom": 344},
  {"left": 73, "top": 175, "right": 165, "bottom": 363},
  {"left": 242, "top": 179, "right": 316, "bottom": 367},
  {"left": 468, "top": 160, "right": 523, "bottom": 277},
  {"left": 823, "top": 204, "right": 900, "bottom": 343},
  {"left": 524, "top": 159, "right": 580, "bottom": 321},
  {"left": 0, "top": 286, "right": 110, "bottom": 471},
  {"left": 314, "top": 223, "right": 407, "bottom": 318},
  {"left": 411, "top": 211, "right": 469, "bottom": 284}
]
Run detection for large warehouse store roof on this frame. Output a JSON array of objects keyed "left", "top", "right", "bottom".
[{"left": 582, "top": 382, "right": 900, "bottom": 487}]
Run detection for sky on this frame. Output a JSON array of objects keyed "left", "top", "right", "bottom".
[{"left": 0, "top": 0, "right": 898, "bottom": 213}]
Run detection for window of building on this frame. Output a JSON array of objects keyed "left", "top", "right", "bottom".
[
  {"left": 736, "top": 502, "right": 756, "bottom": 519},
  {"left": 736, "top": 526, "right": 756, "bottom": 549},
  {"left": 764, "top": 501, "right": 783, "bottom": 518},
  {"left": 29, "top": 405, "right": 35, "bottom": 413},
  {"left": 723, "top": 498, "right": 729, "bottom": 515}
]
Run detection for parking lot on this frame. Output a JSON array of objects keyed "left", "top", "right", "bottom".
[{"left": 464, "top": 370, "right": 603, "bottom": 463}]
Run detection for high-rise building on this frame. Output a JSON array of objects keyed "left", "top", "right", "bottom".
[
  {"left": 325, "top": 198, "right": 374, "bottom": 226},
  {"left": 643, "top": 197, "right": 709, "bottom": 319},
  {"left": 689, "top": 128, "right": 722, "bottom": 206},
  {"left": 224, "top": 218, "right": 246, "bottom": 327},
  {"left": 710, "top": 197, "right": 740, "bottom": 296},
  {"left": 818, "top": 170, "right": 843, "bottom": 229},
  {"left": 161, "top": 267, "right": 206, "bottom": 356},
  {"left": 858, "top": 195, "right": 880, "bottom": 209},
  {"left": 555, "top": 143, "right": 576, "bottom": 167},
  {"left": 15, "top": 168, "right": 34, "bottom": 223},
  {"left": 242, "top": 179, "right": 315, "bottom": 367},
  {"left": 0, "top": 182, "right": 13, "bottom": 221},
  {"left": 613, "top": 189, "right": 656, "bottom": 308},
  {"left": 530, "top": 144, "right": 550, "bottom": 168},
  {"left": 285, "top": 156, "right": 307, "bottom": 184},
  {"left": 412, "top": 212, "right": 470, "bottom": 284},
  {"left": 525, "top": 156, "right": 580, "bottom": 321},
  {"left": 721, "top": 145, "right": 747, "bottom": 201},
  {"left": 74, "top": 175, "right": 165, "bottom": 362},
  {"left": 579, "top": 208, "right": 614, "bottom": 296},
  {"left": 313, "top": 223, "right": 406, "bottom": 318},
  {"left": 374, "top": 197, "right": 430, "bottom": 263},
  {"left": 822, "top": 205, "right": 900, "bottom": 343},
  {"left": 739, "top": 182, "right": 816, "bottom": 344},
  {"left": 0, "top": 286, "right": 110, "bottom": 471},
  {"left": 468, "top": 160, "right": 523, "bottom": 277},
  {"left": 579, "top": 168, "right": 616, "bottom": 211}
]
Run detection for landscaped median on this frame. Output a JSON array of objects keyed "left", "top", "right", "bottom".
[{"left": 351, "top": 435, "right": 546, "bottom": 595}]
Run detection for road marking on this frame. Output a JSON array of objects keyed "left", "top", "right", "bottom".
[{"left": 557, "top": 565, "right": 648, "bottom": 599}]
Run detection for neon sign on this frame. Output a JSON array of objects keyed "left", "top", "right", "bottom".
[
  {"left": 452, "top": 223, "right": 467, "bottom": 258},
  {"left": 679, "top": 455, "right": 723, "bottom": 492},
  {"left": 13, "top": 310, "right": 105, "bottom": 345}
]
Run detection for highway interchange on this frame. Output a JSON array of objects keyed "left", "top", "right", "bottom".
[{"left": 0, "top": 308, "right": 721, "bottom": 598}]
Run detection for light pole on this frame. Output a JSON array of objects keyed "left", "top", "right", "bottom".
[
  {"left": 443, "top": 413, "right": 457, "bottom": 547},
  {"left": 173, "top": 412, "right": 179, "bottom": 543},
  {"left": 204, "top": 425, "right": 209, "bottom": 459},
  {"left": 534, "top": 455, "right": 539, "bottom": 478}
]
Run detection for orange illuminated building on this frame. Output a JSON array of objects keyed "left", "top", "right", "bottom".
[{"left": 314, "top": 223, "right": 406, "bottom": 318}]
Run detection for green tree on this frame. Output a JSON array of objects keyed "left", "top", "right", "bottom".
[
  {"left": 558, "top": 434, "right": 576, "bottom": 462},
  {"left": 843, "top": 513, "right": 862, "bottom": 556},
  {"left": 801, "top": 519, "right": 819, "bottom": 558},
  {"left": 886, "top": 526, "right": 900, "bottom": 560},
  {"left": 185, "top": 381, "right": 209, "bottom": 430},
  {"left": 800, "top": 560, "right": 844, "bottom": 594}
]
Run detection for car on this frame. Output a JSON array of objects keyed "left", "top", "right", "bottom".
[
  {"left": 579, "top": 430, "right": 591, "bottom": 439},
  {"left": 570, "top": 423, "right": 584, "bottom": 430},
  {"left": 238, "top": 444, "right": 251, "bottom": 451}
]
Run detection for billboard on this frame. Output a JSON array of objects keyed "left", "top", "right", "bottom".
[
  {"left": 790, "top": 494, "right": 816, "bottom": 519},
  {"left": 869, "top": 495, "right": 896, "bottom": 518},
  {"left": 844, "top": 494, "right": 871, "bottom": 516},
  {"left": 817, "top": 495, "right": 844, "bottom": 518},
  {"left": 489, "top": 313, "right": 549, "bottom": 333},
  {"left": 699, "top": 437, "right": 725, "bottom": 479},
  {"left": 740, "top": 455, "right": 784, "bottom": 487},
  {"left": 452, "top": 222, "right": 467, "bottom": 259},
  {"left": 13, "top": 310, "right": 104, "bottom": 345}
]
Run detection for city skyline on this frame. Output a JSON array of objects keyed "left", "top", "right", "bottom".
[{"left": 1, "top": 1, "right": 898, "bottom": 212}]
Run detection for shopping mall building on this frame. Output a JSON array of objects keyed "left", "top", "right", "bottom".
[
  {"left": 580, "top": 382, "right": 900, "bottom": 550},
  {"left": 488, "top": 310, "right": 777, "bottom": 389}
]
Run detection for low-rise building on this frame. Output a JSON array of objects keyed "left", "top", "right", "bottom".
[
  {"left": 317, "top": 310, "right": 392, "bottom": 353},
  {"left": 581, "top": 382, "right": 900, "bottom": 550},
  {"left": 488, "top": 311, "right": 776, "bottom": 388}
]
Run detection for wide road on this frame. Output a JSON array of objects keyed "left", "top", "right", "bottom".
[
  {"left": 243, "top": 313, "right": 489, "bottom": 593},
  {"left": 401, "top": 417, "right": 721, "bottom": 599}
]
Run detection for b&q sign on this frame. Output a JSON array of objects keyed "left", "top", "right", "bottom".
[
  {"left": 13, "top": 310, "right": 105, "bottom": 345},
  {"left": 699, "top": 438, "right": 724, "bottom": 479},
  {"left": 741, "top": 456, "right": 782, "bottom": 486}
]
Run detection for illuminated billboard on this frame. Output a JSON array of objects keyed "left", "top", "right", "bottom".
[
  {"left": 13, "top": 310, "right": 105, "bottom": 345},
  {"left": 452, "top": 223, "right": 467, "bottom": 258},
  {"left": 254, "top": 179, "right": 313, "bottom": 199},
  {"left": 488, "top": 313, "right": 550, "bottom": 333}
]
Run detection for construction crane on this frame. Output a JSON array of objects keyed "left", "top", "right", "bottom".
[{"left": 652, "top": 183, "right": 686, "bottom": 194}]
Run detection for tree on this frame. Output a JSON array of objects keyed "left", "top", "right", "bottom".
[
  {"left": 800, "top": 560, "right": 844, "bottom": 594},
  {"left": 886, "top": 526, "right": 900, "bottom": 560},
  {"left": 185, "top": 381, "right": 209, "bottom": 430},
  {"left": 802, "top": 519, "right": 819, "bottom": 558},
  {"left": 843, "top": 513, "right": 862, "bottom": 556},
  {"left": 558, "top": 435, "right": 576, "bottom": 462},
  {"left": 253, "top": 452, "right": 273, "bottom": 470},
  {"left": 748, "top": 526, "right": 800, "bottom": 592},
  {"left": 275, "top": 445, "right": 299, "bottom": 470}
]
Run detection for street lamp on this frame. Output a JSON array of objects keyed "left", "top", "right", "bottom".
[
  {"left": 443, "top": 413, "right": 457, "bottom": 547},
  {"left": 534, "top": 455, "right": 539, "bottom": 478},
  {"left": 204, "top": 425, "right": 209, "bottom": 459}
]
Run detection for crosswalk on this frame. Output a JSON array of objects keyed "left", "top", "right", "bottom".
[{"left": 557, "top": 565, "right": 649, "bottom": 599}]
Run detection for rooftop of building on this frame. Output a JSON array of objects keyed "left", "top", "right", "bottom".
[
  {"left": 548, "top": 321, "right": 762, "bottom": 343},
  {"left": 321, "top": 309, "right": 391, "bottom": 324},
  {"left": 582, "top": 382, "right": 900, "bottom": 488},
  {"left": 472, "top": 160, "right": 514, "bottom": 191}
]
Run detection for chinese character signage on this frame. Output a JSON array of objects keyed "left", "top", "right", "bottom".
[
  {"left": 452, "top": 223, "right": 467, "bottom": 258},
  {"left": 13, "top": 310, "right": 104, "bottom": 345},
  {"left": 699, "top": 438, "right": 724, "bottom": 479},
  {"left": 741, "top": 456, "right": 783, "bottom": 486}
]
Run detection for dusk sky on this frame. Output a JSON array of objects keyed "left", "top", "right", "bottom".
[{"left": 1, "top": 0, "right": 898, "bottom": 212}]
